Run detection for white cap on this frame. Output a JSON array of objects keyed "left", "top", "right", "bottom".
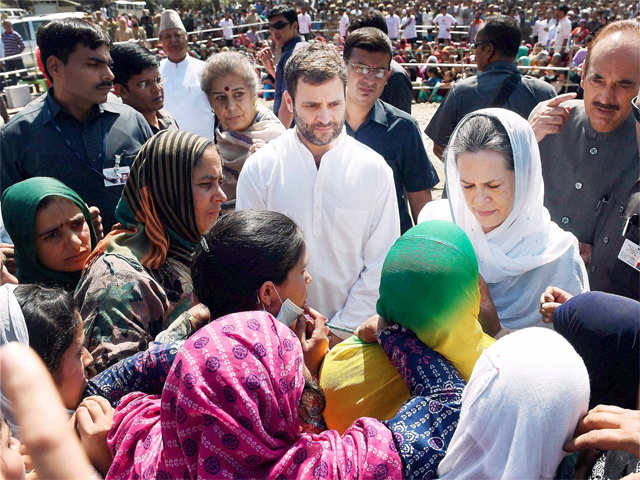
[{"left": 159, "top": 9, "right": 186, "bottom": 34}]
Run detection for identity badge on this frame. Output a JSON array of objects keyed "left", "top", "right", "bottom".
[
  {"left": 618, "top": 238, "right": 640, "bottom": 272},
  {"left": 103, "top": 166, "right": 131, "bottom": 187}
]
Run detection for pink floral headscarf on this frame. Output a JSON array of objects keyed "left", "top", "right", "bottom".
[{"left": 106, "top": 311, "right": 402, "bottom": 479}]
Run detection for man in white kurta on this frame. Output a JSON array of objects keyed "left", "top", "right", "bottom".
[
  {"left": 385, "top": 10, "right": 401, "bottom": 40},
  {"left": 339, "top": 9, "right": 350, "bottom": 38},
  {"left": 236, "top": 42, "right": 400, "bottom": 338},
  {"left": 157, "top": 10, "right": 214, "bottom": 139}
]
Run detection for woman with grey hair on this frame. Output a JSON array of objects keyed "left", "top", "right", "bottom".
[
  {"left": 418, "top": 108, "right": 588, "bottom": 332},
  {"left": 201, "top": 51, "right": 285, "bottom": 203}
]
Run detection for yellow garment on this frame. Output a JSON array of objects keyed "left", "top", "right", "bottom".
[
  {"left": 319, "top": 221, "right": 496, "bottom": 432},
  {"left": 319, "top": 336, "right": 409, "bottom": 433}
]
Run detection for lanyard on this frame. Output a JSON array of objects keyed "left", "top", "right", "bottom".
[{"left": 45, "top": 96, "right": 110, "bottom": 179}]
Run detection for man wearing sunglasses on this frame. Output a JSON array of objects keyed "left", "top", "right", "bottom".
[
  {"left": 344, "top": 27, "right": 439, "bottom": 234},
  {"left": 425, "top": 15, "right": 555, "bottom": 160},
  {"left": 257, "top": 4, "right": 304, "bottom": 126},
  {"left": 111, "top": 42, "right": 177, "bottom": 134},
  {"left": 530, "top": 20, "right": 639, "bottom": 300}
]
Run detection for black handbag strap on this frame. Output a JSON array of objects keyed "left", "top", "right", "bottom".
[{"left": 490, "top": 71, "right": 522, "bottom": 107}]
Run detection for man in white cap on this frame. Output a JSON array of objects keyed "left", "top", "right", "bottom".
[{"left": 158, "top": 9, "right": 214, "bottom": 138}]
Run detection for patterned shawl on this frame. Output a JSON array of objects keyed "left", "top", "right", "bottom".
[
  {"left": 215, "top": 107, "right": 285, "bottom": 201},
  {"left": 106, "top": 311, "right": 402, "bottom": 480}
]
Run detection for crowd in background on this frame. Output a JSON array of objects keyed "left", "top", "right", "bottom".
[
  {"left": 70, "top": 0, "right": 640, "bottom": 100},
  {"left": 3, "top": 0, "right": 639, "bottom": 100}
]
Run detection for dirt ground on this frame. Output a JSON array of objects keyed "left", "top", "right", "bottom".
[{"left": 412, "top": 101, "right": 445, "bottom": 198}]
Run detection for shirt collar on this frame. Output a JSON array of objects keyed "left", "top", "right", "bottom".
[
  {"left": 44, "top": 89, "right": 118, "bottom": 124},
  {"left": 481, "top": 60, "right": 518, "bottom": 73},
  {"left": 167, "top": 55, "right": 189, "bottom": 66},
  {"left": 368, "top": 100, "right": 389, "bottom": 127},
  {"left": 283, "top": 35, "right": 303, "bottom": 52},
  {"left": 348, "top": 100, "right": 388, "bottom": 132},
  {"left": 44, "top": 90, "right": 62, "bottom": 122}
]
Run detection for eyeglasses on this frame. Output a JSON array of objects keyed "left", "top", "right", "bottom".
[
  {"left": 347, "top": 61, "right": 388, "bottom": 79},
  {"left": 633, "top": 96, "right": 640, "bottom": 123},
  {"left": 473, "top": 39, "right": 493, "bottom": 48},
  {"left": 134, "top": 76, "right": 163, "bottom": 89},
  {"left": 269, "top": 21, "right": 290, "bottom": 30}
]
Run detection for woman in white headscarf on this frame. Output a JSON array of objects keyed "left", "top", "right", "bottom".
[
  {"left": 438, "top": 327, "right": 590, "bottom": 479},
  {"left": 419, "top": 108, "right": 588, "bottom": 330}
]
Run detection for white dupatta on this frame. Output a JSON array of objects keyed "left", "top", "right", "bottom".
[
  {"left": 420, "top": 108, "right": 588, "bottom": 328},
  {"left": 438, "top": 328, "right": 590, "bottom": 479}
]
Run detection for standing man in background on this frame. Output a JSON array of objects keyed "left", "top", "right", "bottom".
[
  {"left": 2, "top": 20, "right": 24, "bottom": 71},
  {"left": 385, "top": 8, "right": 401, "bottom": 41},
  {"left": 298, "top": 7, "right": 312, "bottom": 40},
  {"left": 401, "top": 9, "right": 418, "bottom": 45},
  {"left": 158, "top": 10, "right": 214, "bottom": 138},
  {"left": 339, "top": 7, "right": 350, "bottom": 40},
  {"left": 552, "top": 5, "right": 572, "bottom": 56},
  {"left": 111, "top": 42, "right": 178, "bottom": 134},
  {"left": 433, "top": 6, "right": 456, "bottom": 44},
  {"left": 219, "top": 11, "right": 234, "bottom": 47},
  {"left": 257, "top": 4, "right": 304, "bottom": 127}
]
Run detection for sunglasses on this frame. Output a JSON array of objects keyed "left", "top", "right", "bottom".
[
  {"left": 269, "top": 21, "right": 290, "bottom": 30},
  {"left": 347, "top": 61, "right": 388, "bottom": 79},
  {"left": 633, "top": 96, "right": 640, "bottom": 123}
]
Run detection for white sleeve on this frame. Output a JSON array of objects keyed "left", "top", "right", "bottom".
[
  {"left": 328, "top": 165, "right": 400, "bottom": 335},
  {"left": 236, "top": 154, "right": 267, "bottom": 210}
]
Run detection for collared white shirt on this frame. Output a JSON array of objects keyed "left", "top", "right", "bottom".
[
  {"left": 339, "top": 13, "right": 350, "bottom": 37},
  {"left": 553, "top": 16, "right": 572, "bottom": 50},
  {"left": 236, "top": 128, "right": 400, "bottom": 336},
  {"left": 219, "top": 18, "right": 234, "bottom": 39},
  {"left": 546, "top": 18, "right": 558, "bottom": 49},
  {"left": 402, "top": 15, "right": 417, "bottom": 39},
  {"left": 533, "top": 19, "right": 548, "bottom": 44},
  {"left": 434, "top": 13, "right": 456, "bottom": 39},
  {"left": 160, "top": 55, "right": 214, "bottom": 139},
  {"left": 386, "top": 14, "right": 401, "bottom": 39},
  {"left": 298, "top": 13, "right": 312, "bottom": 34}
]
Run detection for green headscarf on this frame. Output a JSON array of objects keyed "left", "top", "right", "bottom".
[
  {"left": 517, "top": 45, "right": 530, "bottom": 58},
  {"left": 1, "top": 177, "right": 97, "bottom": 289},
  {"left": 376, "top": 220, "right": 494, "bottom": 379}
]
